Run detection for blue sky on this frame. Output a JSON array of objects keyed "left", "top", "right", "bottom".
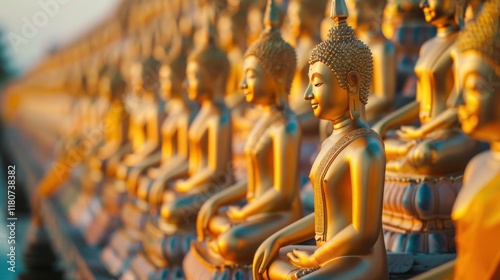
[{"left": 0, "top": 0, "right": 121, "bottom": 75}]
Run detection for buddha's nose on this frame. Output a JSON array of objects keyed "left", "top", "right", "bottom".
[
  {"left": 304, "top": 84, "right": 314, "bottom": 100},
  {"left": 240, "top": 76, "right": 248, "bottom": 90}
]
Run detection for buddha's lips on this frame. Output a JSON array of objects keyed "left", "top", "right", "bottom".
[{"left": 311, "top": 103, "right": 319, "bottom": 109}]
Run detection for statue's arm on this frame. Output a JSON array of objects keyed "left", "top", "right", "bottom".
[
  {"left": 312, "top": 139, "right": 385, "bottom": 265},
  {"left": 413, "top": 107, "right": 459, "bottom": 137},
  {"left": 372, "top": 100, "right": 419, "bottom": 137}
]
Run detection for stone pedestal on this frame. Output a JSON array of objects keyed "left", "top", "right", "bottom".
[
  {"left": 383, "top": 173, "right": 461, "bottom": 275},
  {"left": 101, "top": 199, "right": 149, "bottom": 277},
  {"left": 84, "top": 178, "right": 127, "bottom": 246},
  {"left": 123, "top": 217, "right": 196, "bottom": 279},
  {"left": 383, "top": 173, "right": 462, "bottom": 254}
]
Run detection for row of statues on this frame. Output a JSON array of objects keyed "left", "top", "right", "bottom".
[{"left": 4, "top": 0, "right": 499, "bottom": 279}]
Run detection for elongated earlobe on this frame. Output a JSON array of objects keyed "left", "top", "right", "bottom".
[{"left": 347, "top": 71, "right": 361, "bottom": 120}]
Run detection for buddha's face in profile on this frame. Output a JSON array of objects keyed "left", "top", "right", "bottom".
[
  {"left": 241, "top": 55, "right": 275, "bottom": 106},
  {"left": 305, "top": 62, "right": 349, "bottom": 121},
  {"left": 186, "top": 61, "right": 211, "bottom": 102},
  {"left": 130, "top": 63, "right": 144, "bottom": 94},
  {"left": 420, "top": 0, "right": 455, "bottom": 26},
  {"left": 458, "top": 52, "right": 500, "bottom": 141}
]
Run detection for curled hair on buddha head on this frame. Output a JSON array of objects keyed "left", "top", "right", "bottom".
[
  {"left": 188, "top": 16, "right": 230, "bottom": 95},
  {"left": 457, "top": 0, "right": 500, "bottom": 77},
  {"left": 244, "top": 0, "right": 297, "bottom": 108},
  {"left": 102, "top": 67, "right": 126, "bottom": 100},
  {"left": 309, "top": 0, "right": 373, "bottom": 119}
]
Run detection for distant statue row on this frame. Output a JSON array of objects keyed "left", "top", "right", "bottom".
[{"left": 29, "top": 0, "right": 500, "bottom": 279}]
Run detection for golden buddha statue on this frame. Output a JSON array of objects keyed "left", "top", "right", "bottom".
[
  {"left": 287, "top": 0, "right": 326, "bottom": 135},
  {"left": 416, "top": 2, "right": 500, "bottom": 278},
  {"left": 35, "top": 59, "right": 116, "bottom": 197},
  {"left": 83, "top": 54, "right": 162, "bottom": 246},
  {"left": 183, "top": 1, "right": 302, "bottom": 278},
  {"left": 134, "top": 51, "right": 198, "bottom": 214},
  {"left": 382, "top": 0, "right": 436, "bottom": 102},
  {"left": 372, "top": 0, "right": 478, "bottom": 176},
  {"left": 374, "top": 0, "right": 484, "bottom": 268},
  {"left": 252, "top": 1, "right": 388, "bottom": 279},
  {"left": 68, "top": 67, "right": 128, "bottom": 226},
  {"left": 121, "top": 19, "right": 234, "bottom": 279},
  {"left": 156, "top": 22, "right": 233, "bottom": 227},
  {"left": 101, "top": 46, "right": 201, "bottom": 277},
  {"left": 109, "top": 55, "right": 164, "bottom": 192}
]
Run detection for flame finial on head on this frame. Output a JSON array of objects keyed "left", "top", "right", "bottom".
[
  {"left": 264, "top": 0, "right": 279, "bottom": 31},
  {"left": 330, "top": 0, "right": 348, "bottom": 25}
]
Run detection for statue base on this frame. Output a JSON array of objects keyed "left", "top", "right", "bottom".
[
  {"left": 83, "top": 178, "right": 127, "bottom": 246},
  {"left": 102, "top": 228, "right": 142, "bottom": 277},
  {"left": 101, "top": 199, "right": 150, "bottom": 276},
  {"left": 123, "top": 218, "right": 195, "bottom": 279},
  {"left": 183, "top": 241, "right": 252, "bottom": 280},
  {"left": 382, "top": 173, "right": 461, "bottom": 274}
]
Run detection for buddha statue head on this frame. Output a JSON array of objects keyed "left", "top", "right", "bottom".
[
  {"left": 186, "top": 20, "right": 230, "bottom": 102},
  {"left": 457, "top": 0, "right": 500, "bottom": 142},
  {"left": 307, "top": 0, "right": 373, "bottom": 121},
  {"left": 419, "top": 0, "right": 457, "bottom": 27},
  {"left": 130, "top": 55, "right": 161, "bottom": 95},
  {"left": 288, "top": 0, "right": 327, "bottom": 38},
  {"left": 99, "top": 68, "right": 127, "bottom": 102},
  {"left": 241, "top": 0, "right": 296, "bottom": 109},
  {"left": 159, "top": 51, "right": 187, "bottom": 101}
]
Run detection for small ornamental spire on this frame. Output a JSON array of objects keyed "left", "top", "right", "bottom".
[
  {"left": 264, "top": 0, "right": 279, "bottom": 31},
  {"left": 330, "top": 0, "right": 348, "bottom": 26}
]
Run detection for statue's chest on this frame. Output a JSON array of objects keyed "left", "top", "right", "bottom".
[
  {"left": 244, "top": 115, "right": 281, "bottom": 157},
  {"left": 414, "top": 38, "right": 456, "bottom": 86}
]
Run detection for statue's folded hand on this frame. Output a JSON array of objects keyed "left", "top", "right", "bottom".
[
  {"left": 253, "top": 236, "right": 281, "bottom": 277},
  {"left": 287, "top": 249, "right": 319, "bottom": 269},
  {"left": 397, "top": 125, "right": 423, "bottom": 140}
]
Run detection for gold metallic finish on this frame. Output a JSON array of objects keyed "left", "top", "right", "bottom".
[
  {"left": 253, "top": 1, "right": 388, "bottom": 278},
  {"left": 187, "top": 0, "right": 302, "bottom": 271},
  {"left": 372, "top": 0, "right": 478, "bottom": 176}
]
